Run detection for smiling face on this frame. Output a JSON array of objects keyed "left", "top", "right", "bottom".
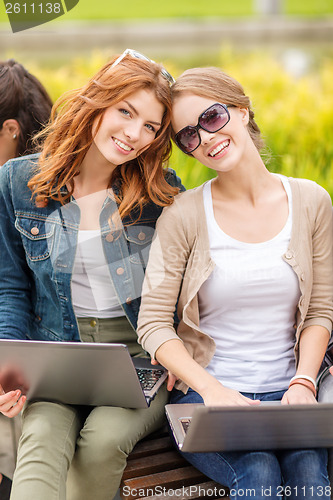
[
  {"left": 172, "top": 93, "right": 254, "bottom": 174},
  {"left": 90, "top": 88, "right": 165, "bottom": 170}
]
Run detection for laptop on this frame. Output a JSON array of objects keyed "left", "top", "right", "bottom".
[
  {"left": 0, "top": 339, "right": 167, "bottom": 408},
  {"left": 165, "top": 402, "right": 333, "bottom": 452}
]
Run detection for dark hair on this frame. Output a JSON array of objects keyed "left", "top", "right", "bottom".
[{"left": 0, "top": 59, "right": 53, "bottom": 157}]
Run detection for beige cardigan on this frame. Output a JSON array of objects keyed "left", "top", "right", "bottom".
[{"left": 137, "top": 178, "right": 333, "bottom": 393}]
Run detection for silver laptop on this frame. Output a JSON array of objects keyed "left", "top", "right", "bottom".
[
  {"left": 166, "top": 402, "right": 333, "bottom": 452},
  {"left": 0, "top": 339, "right": 167, "bottom": 408}
]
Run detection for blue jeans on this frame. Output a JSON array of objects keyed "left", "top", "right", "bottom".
[{"left": 170, "top": 388, "right": 330, "bottom": 499}]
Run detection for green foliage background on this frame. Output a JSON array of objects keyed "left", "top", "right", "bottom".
[{"left": 25, "top": 48, "right": 333, "bottom": 197}]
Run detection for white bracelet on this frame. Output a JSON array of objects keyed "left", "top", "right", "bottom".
[{"left": 289, "top": 375, "right": 317, "bottom": 390}]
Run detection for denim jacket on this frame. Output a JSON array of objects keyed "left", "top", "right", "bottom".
[{"left": 0, "top": 154, "right": 184, "bottom": 342}]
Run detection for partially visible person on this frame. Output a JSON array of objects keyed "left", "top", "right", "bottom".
[
  {"left": 0, "top": 58, "right": 52, "bottom": 166},
  {"left": 138, "top": 67, "right": 333, "bottom": 498},
  {"left": 0, "top": 58, "right": 52, "bottom": 500}
]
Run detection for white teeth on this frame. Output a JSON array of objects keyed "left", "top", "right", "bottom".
[
  {"left": 114, "top": 138, "right": 132, "bottom": 152},
  {"left": 209, "top": 140, "right": 229, "bottom": 157}
]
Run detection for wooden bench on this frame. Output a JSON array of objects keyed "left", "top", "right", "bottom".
[{"left": 120, "top": 427, "right": 229, "bottom": 500}]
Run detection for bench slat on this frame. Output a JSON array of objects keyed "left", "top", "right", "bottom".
[
  {"left": 127, "top": 436, "right": 173, "bottom": 461},
  {"left": 121, "top": 466, "right": 207, "bottom": 500},
  {"left": 122, "top": 450, "right": 187, "bottom": 479}
]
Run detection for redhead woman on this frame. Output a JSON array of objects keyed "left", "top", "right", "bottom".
[
  {"left": 138, "top": 67, "right": 333, "bottom": 498},
  {"left": 0, "top": 50, "right": 183, "bottom": 500}
]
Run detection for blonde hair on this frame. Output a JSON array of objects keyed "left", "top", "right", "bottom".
[
  {"left": 29, "top": 55, "right": 179, "bottom": 221},
  {"left": 171, "top": 67, "right": 264, "bottom": 152}
]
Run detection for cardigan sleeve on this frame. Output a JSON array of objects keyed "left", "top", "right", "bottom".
[
  {"left": 137, "top": 194, "right": 192, "bottom": 358},
  {"left": 302, "top": 183, "right": 333, "bottom": 335}
]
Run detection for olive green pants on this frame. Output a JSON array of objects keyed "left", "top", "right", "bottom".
[{"left": 10, "top": 317, "right": 168, "bottom": 500}]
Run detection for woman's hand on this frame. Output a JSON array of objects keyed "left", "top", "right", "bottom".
[
  {"left": 281, "top": 384, "right": 317, "bottom": 405},
  {"left": 0, "top": 366, "right": 28, "bottom": 417},
  {"left": 0, "top": 384, "right": 26, "bottom": 417},
  {"left": 201, "top": 379, "right": 260, "bottom": 407},
  {"left": 151, "top": 358, "right": 178, "bottom": 392}
]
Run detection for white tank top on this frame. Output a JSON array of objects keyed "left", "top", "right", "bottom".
[
  {"left": 71, "top": 229, "right": 124, "bottom": 318},
  {"left": 198, "top": 175, "right": 300, "bottom": 392}
]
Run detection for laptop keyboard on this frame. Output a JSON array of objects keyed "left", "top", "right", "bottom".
[{"left": 136, "top": 368, "right": 165, "bottom": 391}]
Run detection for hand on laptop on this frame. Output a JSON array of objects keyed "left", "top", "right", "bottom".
[
  {"left": 281, "top": 384, "right": 317, "bottom": 405},
  {"left": 0, "top": 385, "right": 26, "bottom": 417},
  {"left": 0, "top": 366, "right": 28, "bottom": 417},
  {"left": 201, "top": 381, "right": 261, "bottom": 407},
  {"left": 151, "top": 358, "right": 177, "bottom": 391}
]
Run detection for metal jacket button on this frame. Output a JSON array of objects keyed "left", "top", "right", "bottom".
[
  {"left": 106, "top": 233, "right": 114, "bottom": 242},
  {"left": 116, "top": 267, "right": 124, "bottom": 275},
  {"left": 90, "top": 319, "right": 97, "bottom": 327},
  {"left": 125, "top": 297, "right": 132, "bottom": 305},
  {"left": 31, "top": 227, "right": 39, "bottom": 236},
  {"left": 138, "top": 232, "right": 146, "bottom": 241}
]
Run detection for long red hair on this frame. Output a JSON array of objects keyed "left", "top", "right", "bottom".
[{"left": 29, "top": 55, "right": 179, "bottom": 221}]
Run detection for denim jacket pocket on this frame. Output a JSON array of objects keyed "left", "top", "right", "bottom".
[
  {"left": 124, "top": 224, "right": 154, "bottom": 266},
  {"left": 15, "top": 216, "right": 55, "bottom": 261}
]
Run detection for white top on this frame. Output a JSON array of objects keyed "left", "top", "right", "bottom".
[
  {"left": 198, "top": 175, "right": 300, "bottom": 392},
  {"left": 71, "top": 230, "right": 124, "bottom": 318}
]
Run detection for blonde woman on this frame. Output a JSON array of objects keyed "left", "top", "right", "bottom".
[{"left": 138, "top": 67, "right": 333, "bottom": 498}]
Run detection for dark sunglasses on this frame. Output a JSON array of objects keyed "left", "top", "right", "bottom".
[{"left": 175, "top": 103, "right": 232, "bottom": 154}]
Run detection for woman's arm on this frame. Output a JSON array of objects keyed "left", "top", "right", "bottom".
[
  {"left": 282, "top": 325, "right": 330, "bottom": 404},
  {"left": 137, "top": 197, "right": 191, "bottom": 356},
  {"left": 0, "top": 163, "right": 33, "bottom": 340},
  {"left": 0, "top": 163, "right": 33, "bottom": 415},
  {"left": 301, "top": 184, "right": 333, "bottom": 334},
  {"left": 283, "top": 185, "right": 333, "bottom": 405},
  {"left": 155, "top": 338, "right": 260, "bottom": 406}
]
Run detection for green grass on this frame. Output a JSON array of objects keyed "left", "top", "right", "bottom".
[{"left": 1, "top": 0, "right": 333, "bottom": 23}]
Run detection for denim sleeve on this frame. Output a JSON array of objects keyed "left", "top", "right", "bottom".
[
  {"left": 0, "top": 163, "right": 32, "bottom": 339},
  {"left": 165, "top": 168, "right": 186, "bottom": 192}
]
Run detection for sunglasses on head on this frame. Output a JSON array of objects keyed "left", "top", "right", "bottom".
[
  {"left": 175, "top": 102, "right": 232, "bottom": 154},
  {"left": 111, "top": 48, "right": 175, "bottom": 85}
]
